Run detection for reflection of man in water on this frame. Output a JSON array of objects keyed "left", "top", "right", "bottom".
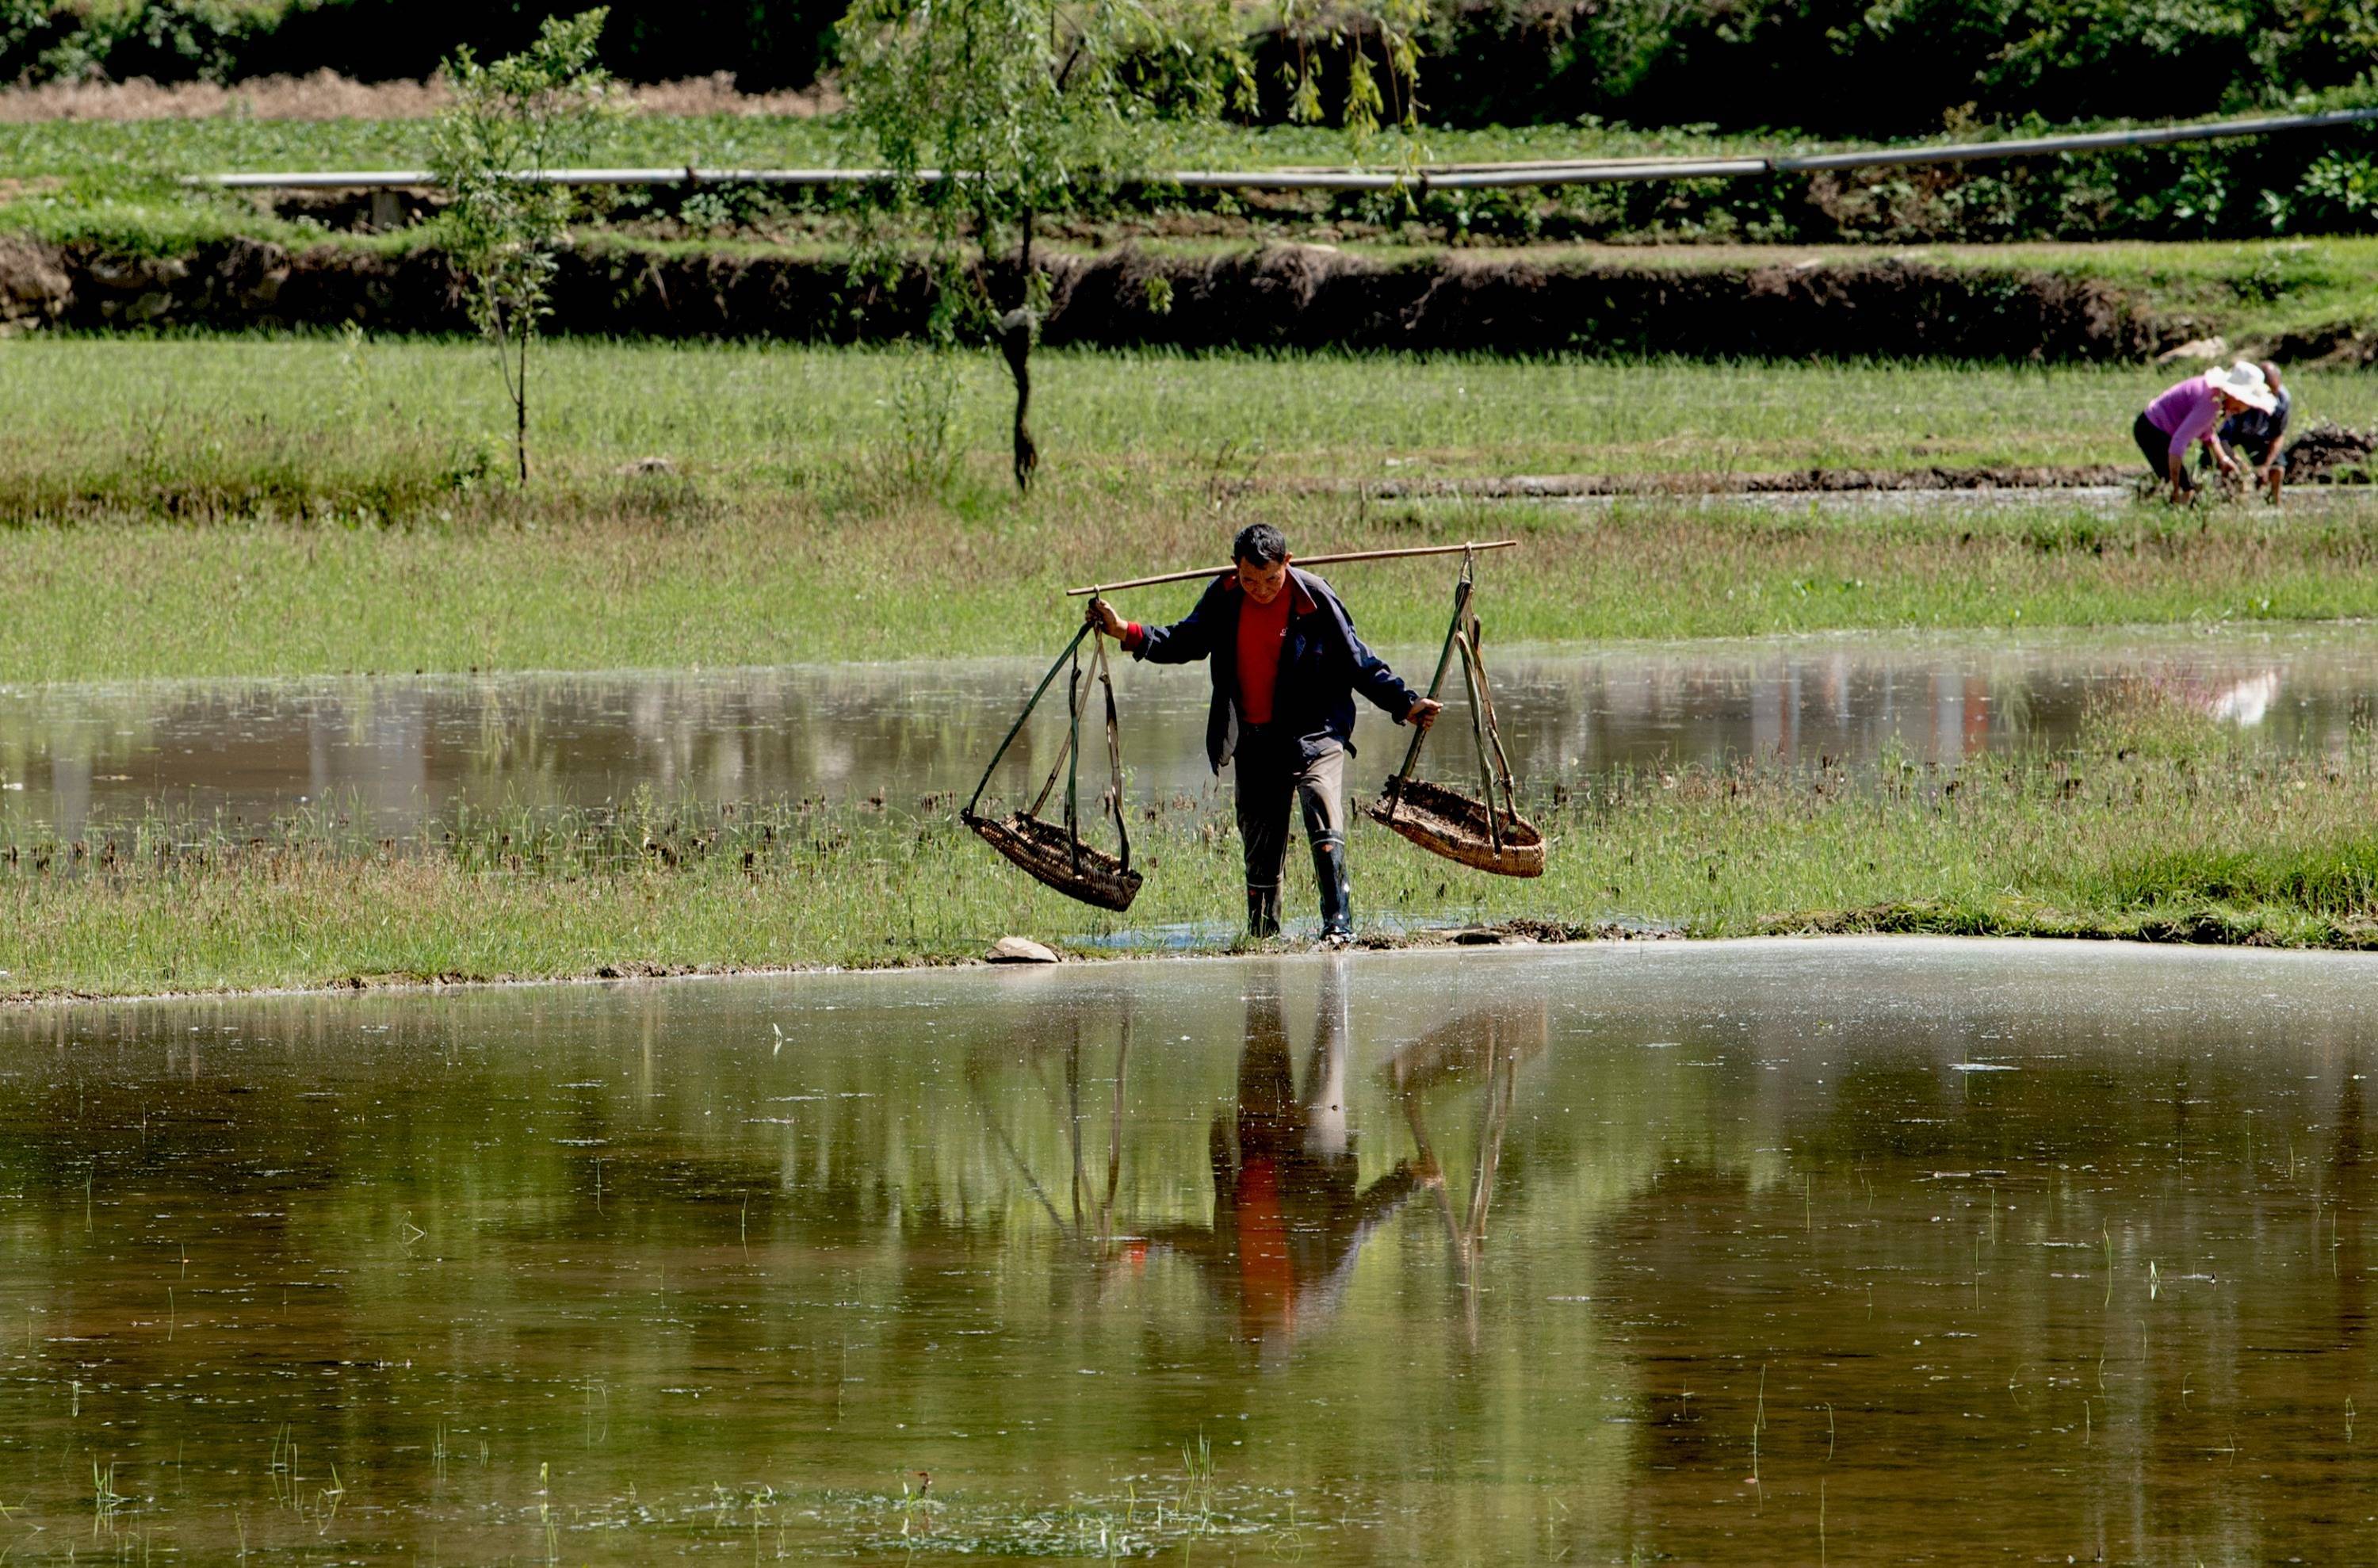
[{"left": 1146, "top": 963, "right": 1436, "bottom": 1356}]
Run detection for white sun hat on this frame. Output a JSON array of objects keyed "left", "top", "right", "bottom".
[{"left": 2204, "top": 361, "right": 2278, "bottom": 414}]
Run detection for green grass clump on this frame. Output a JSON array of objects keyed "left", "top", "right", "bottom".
[{"left": 2082, "top": 839, "right": 2378, "bottom": 917}]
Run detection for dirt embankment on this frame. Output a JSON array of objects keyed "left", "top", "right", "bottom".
[
  {"left": 2281, "top": 423, "right": 2378, "bottom": 484},
  {"left": 0, "top": 234, "right": 2189, "bottom": 360},
  {"left": 0, "top": 70, "right": 833, "bottom": 121},
  {"left": 1341, "top": 465, "right": 2139, "bottom": 496}
]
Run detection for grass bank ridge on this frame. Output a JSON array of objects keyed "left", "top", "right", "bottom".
[{"left": 0, "top": 232, "right": 2211, "bottom": 361}]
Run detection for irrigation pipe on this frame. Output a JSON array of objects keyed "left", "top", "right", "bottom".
[
  {"left": 182, "top": 105, "right": 2378, "bottom": 193},
  {"left": 1065, "top": 539, "right": 1516, "bottom": 597}
]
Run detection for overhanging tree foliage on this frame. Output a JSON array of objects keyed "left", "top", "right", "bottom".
[
  {"left": 429, "top": 9, "right": 618, "bottom": 486},
  {"left": 836, "top": 0, "right": 1424, "bottom": 492}
]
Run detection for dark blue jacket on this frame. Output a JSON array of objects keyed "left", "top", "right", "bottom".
[
  {"left": 2217, "top": 386, "right": 2292, "bottom": 462},
  {"left": 1129, "top": 568, "right": 1420, "bottom": 773}
]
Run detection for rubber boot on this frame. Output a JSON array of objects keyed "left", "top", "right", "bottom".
[
  {"left": 1310, "top": 833, "right": 1353, "bottom": 945},
  {"left": 1246, "top": 885, "right": 1282, "bottom": 940}
]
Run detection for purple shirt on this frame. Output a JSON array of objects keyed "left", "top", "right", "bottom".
[{"left": 2145, "top": 377, "right": 2224, "bottom": 464}]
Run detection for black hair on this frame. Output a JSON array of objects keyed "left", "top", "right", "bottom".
[{"left": 1232, "top": 522, "right": 1288, "bottom": 567}]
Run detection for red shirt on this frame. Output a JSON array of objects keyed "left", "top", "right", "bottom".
[
  {"left": 1232, "top": 587, "right": 1292, "bottom": 725},
  {"left": 1120, "top": 584, "right": 1296, "bottom": 725}
]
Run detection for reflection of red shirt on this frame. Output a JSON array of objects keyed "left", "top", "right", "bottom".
[
  {"left": 1235, "top": 1157, "right": 1294, "bottom": 1333},
  {"left": 1233, "top": 589, "right": 1291, "bottom": 725}
]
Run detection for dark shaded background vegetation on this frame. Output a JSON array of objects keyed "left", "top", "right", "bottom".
[{"left": 2, "top": 0, "right": 2374, "bottom": 136}]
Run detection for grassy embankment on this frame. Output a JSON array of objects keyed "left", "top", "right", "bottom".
[
  {"left": 0, "top": 111, "right": 1769, "bottom": 250},
  {"left": 6, "top": 698, "right": 2375, "bottom": 999},
  {"left": 4, "top": 334, "right": 2378, "bottom": 681},
  {"left": 8, "top": 105, "right": 2378, "bottom": 340}
]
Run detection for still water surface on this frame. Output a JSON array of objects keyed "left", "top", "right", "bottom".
[
  {"left": 2, "top": 625, "right": 2368, "bottom": 834},
  {"left": 3, "top": 939, "right": 2376, "bottom": 1561}
]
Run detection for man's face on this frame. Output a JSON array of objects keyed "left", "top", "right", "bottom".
[{"left": 1237, "top": 556, "right": 1290, "bottom": 604}]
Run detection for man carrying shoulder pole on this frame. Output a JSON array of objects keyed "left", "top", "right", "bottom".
[{"left": 1087, "top": 523, "right": 1442, "bottom": 945}]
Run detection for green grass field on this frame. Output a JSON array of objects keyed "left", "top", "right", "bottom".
[
  {"left": 16, "top": 331, "right": 2372, "bottom": 488},
  {"left": 0, "top": 334, "right": 2372, "bottom": 680}
]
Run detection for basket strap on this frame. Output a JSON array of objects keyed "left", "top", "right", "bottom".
[
  {"left": 1028, "top": 725, "right": 1074, "bottom": 819},
  {"left": 1455, "top": 623, "right": 1504, "bottom": 855},
  {"left": 1386, "top": 556, "right": 1474, "bottom": 815},
  {"left": 1033, "top": 650, "right": 1084, "bottom": 821},
  {"left": 1467, "top": 615, "right": 1521, "bottom": 821},
  {"left": 1065, "top": 636, "right": 1084, "bottom": 874},
  {"left": 964, "top": 621, "right": 1092, "bottom": 823},
  {"left": 1092, "top": 629, "right": 1133, "bottom": 873}
]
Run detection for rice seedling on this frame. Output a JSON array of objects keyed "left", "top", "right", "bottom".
[
  {"left": 1751, "top": 1364, "right": 1766, "bottom": 1488},
  {"left": 90, "top": 1458, "right": 126, "bottom": 1534},
  {"left": 1178, "top": 1431, "right": 1216, "bottom": 1528}
]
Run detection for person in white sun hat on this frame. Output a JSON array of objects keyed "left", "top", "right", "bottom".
[{"left": 2134, "top": 361, "right": 2279, "bottom": 504}]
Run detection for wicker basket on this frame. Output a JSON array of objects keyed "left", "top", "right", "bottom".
[
  {"left": 966, "top": 811, "right": 1144, "bottom": 912},
  {"left": 1368, "top": 778, "right": 1544, "bottom": 879}
]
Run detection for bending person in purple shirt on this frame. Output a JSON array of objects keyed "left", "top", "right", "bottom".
[{"left": 2134, "top": 361, "right": 2278, "bottom": 503}]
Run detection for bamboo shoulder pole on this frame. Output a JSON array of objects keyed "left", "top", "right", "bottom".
[{"left": 1066, "top": 539, "right": 1516, "bottom": 597}]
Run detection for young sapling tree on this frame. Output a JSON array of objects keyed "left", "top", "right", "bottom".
[
  {"left": 836, "top": 0, "right": 1423, "bottom": 492},
  {"left": 430, "top": 10, "right": 618, "bottom": 484}
]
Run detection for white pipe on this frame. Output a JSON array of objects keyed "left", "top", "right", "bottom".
[
  {"left": 1428, "top": 158, "right": 1771, "bottom": 188},
  {"left": 1771, "top": 105, "right": 2378, "bottom": 171},
  {"left": 179, "top": 105, "right": 2378, "bottom": 193}
]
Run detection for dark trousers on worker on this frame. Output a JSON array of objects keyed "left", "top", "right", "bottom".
[
  {"left": 2200, "top": 434, "right": 2283, "bottom": 476},
  {"left": 1233, "top": 727, "right": 1351, "bottom": 939},
  {"left": 2134, "top": 411, "right": 2191, "bottom": 490}
]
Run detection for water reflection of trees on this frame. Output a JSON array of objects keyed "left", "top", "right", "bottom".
[
  {"left": 5, "top": 640, "right": 2368, "bottom": 836},
  {"left": 2, "top": 959, "right": 2375, "bottom": 1561}
]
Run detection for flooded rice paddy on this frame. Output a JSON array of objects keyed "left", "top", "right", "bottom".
[
  {"left": 4, "top": 939, "right": 2378, "bottom": 1562},
  {"left": 1, "top": 625, "right": 2368, "bottom": 835}
]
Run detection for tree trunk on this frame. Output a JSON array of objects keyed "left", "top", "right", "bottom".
[
  {"left": 514, "top": 308, "right": 531, "bottom": 486},
  {"left": 1000, "top": 209, "right": 1039, "bottom": 494}
]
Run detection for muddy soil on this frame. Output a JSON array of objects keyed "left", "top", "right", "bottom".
[
  {"left": 1340, "top": 465, "right": 2139, "bottom": 498},
  {"left": 0, "top": 71, "right": 832, "bottom": 121},
  {"left": 0, "top": 234, "right": 2185, "bottom": 361},
  {"left": 2284, "top": 422, "right": 2378, "bottom": 484},
  {"left": 1349, "top": 461, "right": 2378, "bottom": 498}
]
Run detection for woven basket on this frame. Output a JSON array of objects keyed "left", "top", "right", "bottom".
[
  {"left": 1369, "top": 778, "right": 1544, "bottom": 878},
  {"left": 967, "top": 812, "right": 1144, "bottom": 912}
]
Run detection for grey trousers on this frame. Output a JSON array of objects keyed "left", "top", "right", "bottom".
[{"left": 1234, "top": 735, "right": 1346, "bottom": 893}]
